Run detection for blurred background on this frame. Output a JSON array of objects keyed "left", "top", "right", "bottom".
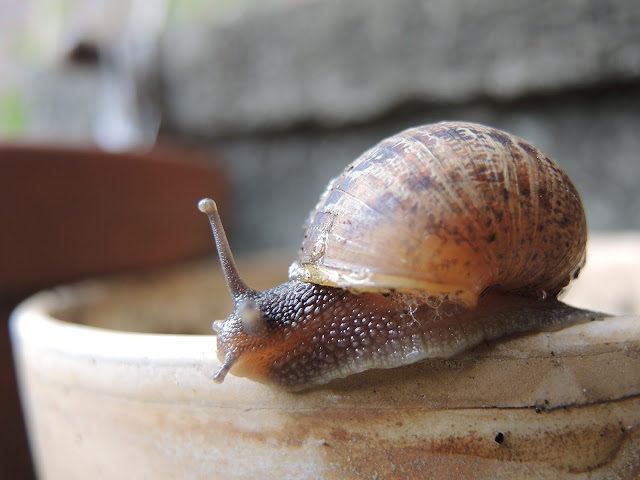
[{"left": 2, "top": 0, "right": 639, "bottom": 477}]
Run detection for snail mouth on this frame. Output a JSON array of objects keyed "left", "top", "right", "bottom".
[
  {"left": 215, "top": 327, "right": 306, "bottom": 385},
  {"left": 220, "top": 352, "right": 271, "bottom": 384},
  {"left": 219, "top": 348, "right": 288, "bottom": 386},
  {"left": 289, "top": 261, "right": 479, "bottom": 307}
]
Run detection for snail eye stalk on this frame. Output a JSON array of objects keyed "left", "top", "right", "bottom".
[{"left": 198, "top": 198, "right": 255, "bottom": 304}]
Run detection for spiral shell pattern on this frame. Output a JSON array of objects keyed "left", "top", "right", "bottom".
[{"left": 290, "top": 121, "right": 587, "bottom": 306}]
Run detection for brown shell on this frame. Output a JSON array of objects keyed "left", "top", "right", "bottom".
[{"left": 289, "top": 121, "right": 587, "bottom": 306}]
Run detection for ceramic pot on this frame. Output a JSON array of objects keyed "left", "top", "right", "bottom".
[{"left": 11, "top": 235, "right": 640, "bottom": 479}]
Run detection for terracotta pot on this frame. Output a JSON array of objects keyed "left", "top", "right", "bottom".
[
  {"left": 10, "top": 235, "right": 640, "bottom": 479},
  {"left": 0, "top": 142, "right": 226, "bottom": 297}
]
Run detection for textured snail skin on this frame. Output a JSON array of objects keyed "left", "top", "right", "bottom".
[
  {"left": 206, "top": 121, "right": 593, "bottom": 390},
  {"left": 216, "top": 281, "right": 597, "bottom": 389}
]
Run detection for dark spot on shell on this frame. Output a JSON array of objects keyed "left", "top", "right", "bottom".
[
  {"left": 494, "top": 432, "right": 505, "bottom": 444},
  {"left": 572, "top": 266, "right": 582, "bottom": 279},
  {"left": 486, "top": 232, "right": 496, "bottom": 243},
  {"left": 518, "top": 141, "right": 539, "bottom": 157},
  {"left": 487, "top": 130, "right": 514, "bottom": 148},
  {"left": 538, "top": 188, "right": 552, "bottom": 212}
]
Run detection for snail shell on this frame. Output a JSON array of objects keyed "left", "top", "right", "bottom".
[
  {"left": 199, "top": 121, "right": 592, "bottom": 390},
  {"left": 290, "top": 121, "right": 586, "bottom": 306}
]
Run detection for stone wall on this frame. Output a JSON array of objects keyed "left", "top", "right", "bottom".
[
  {"left": 162, "top": 0, "right": 640, "bottom": 136},
  {"left": 159, "top": 0, "right": 640, "bottom": 253}
]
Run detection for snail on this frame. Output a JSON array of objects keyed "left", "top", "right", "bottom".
[{"left": 198, "top": 121, "right": 599, "bottom": 390}]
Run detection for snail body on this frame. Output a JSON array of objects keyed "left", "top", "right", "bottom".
[{"left": 199, "top": 121, "right": 593, "bottom": 390}]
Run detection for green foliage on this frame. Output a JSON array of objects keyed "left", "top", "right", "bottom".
[{"left": 0, "top": 90, "right": 28, "bottom": 137}]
